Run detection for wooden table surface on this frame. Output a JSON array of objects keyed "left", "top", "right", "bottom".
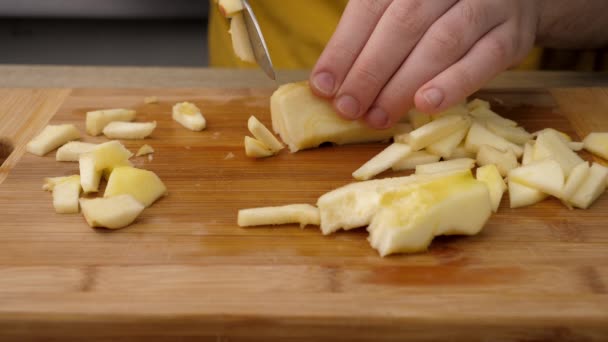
[{"left": 1, "top": 66, "right": 608, "bottom": 341}]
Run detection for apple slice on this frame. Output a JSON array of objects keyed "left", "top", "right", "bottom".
[
  {"left": 393, "top": 132, "right": 410, "bottom": 144},
  {"left": 569, "top": 163, "right": 608, "bottom": 209},
  {"left": 237, "top": 204, "right": 320, "bottom": 228},
  {"left": 86, "top": 109, "right": 136, "bottom": 136},
  {"left": 444, "top": 144, "right": 476, "bottom": 160},
  {"left": 508, "top": 180, "right": 548, "bottom": 208},
  {"left": 533, "top": 128, "right": 572, "bottom": 142},
  {"left": 430, "top": 103, "right": 469, "bottom": 120},
  {"left": 90, "top": 141, "right": 134, "bottom": 172},
  {"left": 522, "top": 141, "right": 535, "bottom": 166},
  {"left": 568, "top": 142, "right": 584, "bottom": 151},
  {"left": 352, "top": 143, "right": 412, "bottom": 181},
  {"left": 248, "top": 115, "right": 284, "bottom": 152},
  {"left": 79, "top": 153, "right": 102, "bottom": 193},
  {"left": 467, "top": 98, "right": 491, "bottom": 112},
  {"left": 476, "top": 145, "right": 519, "bottom": 177},
  {"left": 102, "top": 121, "right": 156, "bottom": 140},
  {"left": 415, "top": 158, "right": 476, "bottom": 175},
  {"left": 230, "top": 13, "right": 255, "bottom": 63},
  {"left": 465, "top": 122, "right": 523, "bottom": 157},
  {"left": 408, "top": 109, "right": 431, "bottom": 129},
  {"left": 425, "top": 125, "right": 469, "bottom": 158},
  {"left": 391, "top": 151, "right": 440, "bottom": 171},
  {"left": 561, "top": 162, "right": 590, "bottom": 202},
  {"left": 50, "top": 175, "right": 82, "bottom": 214},
  {"left": 583, "top": 132, "right": 608, "bottom": 160},
  {"left": 485, "top": 121, "right": 532, "bottom": 145},
  {"left": 270, "top": 83, "right": 300, "bottom": 135},
  {"left": 80, "top": 194, "right": 145, "bottom": 229},
  {"left": 469, "top": 107, "right": 517, "bottom": 127},
  {"left": 26, "top": 124, "right": 81, "bottom": 156},
  {"left": 244, "top": 136, "right": 273, "bottom": 158},
  {"left": 476, "top": 164, "right": 506, "bottom": 213},
  {"left": 408, "top": 115, "right": 471, "bottom": 151},
  {"left": 104, "top": 166, "right": 168, "bottom": 207},
  {"left": 56, "top": 141, "right": 97, "bottom": 162},
  {"left": 218, "top": 0, "right": 244, "bottom": 18},
  {"left": 136, "top": 144, "right": 154, "bottom": 157},
  {"left": 508, "top": 159, "right": 564, "bottom": 198},
  {"left": 534, "top": 130, "right": 584, "bottom": 177},
  {"left": 367, "top": 170, "right": 492, "bottom": 256},
  {"left": 172, "top": 102, "right": 207, "bottom": 132}
]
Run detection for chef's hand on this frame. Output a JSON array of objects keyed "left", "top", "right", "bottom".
[{"left": 309, "top": 0, "right": 540, "bottom": 129}]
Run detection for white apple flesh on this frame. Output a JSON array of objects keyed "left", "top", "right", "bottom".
[
  {"left": 238, "top": 204, "right": 320, "bottom": 228},
  {"left": 26, "top": 124, "right": 81, "bottom": 156},
  {"left": 352, "top": 143, "right": 412, "bottom": 181},
  {"left": 80, "top": 194, "right": 145, "bottom": 229}
]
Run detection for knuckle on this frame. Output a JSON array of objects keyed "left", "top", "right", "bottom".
[
  {"left": 485, "top": 36, "right": 512, "bottom": 62},
  {"left": 458, "top": 1, "right": 486, "bottom": 28},
  {"left": 351, "top": 64, "right": 383, "bottom": 91},
  {"left": 428, "top": 26, "right": 464, "bottom": 53},
  {"left": 388, "top": 0, "right": 427, "bottom": 35},
  {"left": 358, "top": 0, "right": 388, "bottom": 17},
  {"left": 328, "top": 41, "right": 359, "bottom": 63}
]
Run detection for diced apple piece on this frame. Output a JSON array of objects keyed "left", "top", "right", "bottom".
[
  {"left": 244, "top": 136, "right": 273, "bottom": 158},
  {"left": 86, "top": 109, "right": 136, "bottom": 136},
  {"left": 476, "top": 145, "right": 519, "bottom": 177},
  {"left": 476, "top": 164, "right": 506, "bottom": 213},
  {"left": 80, "top": 194, "right": 145, "bottom": 229},
  {"left": 43, "top": 176, "right": 68, "bottom": 191},
  {"left": 352, "top": 143, "right": 412, "bottom": 181},
  {"left": 136, "top": 144, "right": 154, "bottom": 157},
  {"left": 430, "top": 103, "right": 469, "bottom": 120},
  {"left": 391, "top": 151, "right": 440, "bottom": 171},
  {"left": 415, "top": 158, "right": 476, "bottom": 175},
  {"left": 569, "top": 163, "right": 608, "bottom": 209},
  {"left": 426, "top": 125, "right": 469, "bottom": 158},
  {"left": 469, "top": 107, "right": 517, "bottom": 127},
  {"left": 534, "top": 130, "right": 584, "bottom": 177},
  {"left": 583, "top": 132, "right": 608, "bottom": 160},
  {"left": 91, "top": 141, "right": 134, "bottom": 171},
  {"left": 79, "top": 153, "right": 102, "bottom": 193},
  {"left": 562, "top": 162, "right": 590, "bottom": 202},
  {"left": 237, "top": 204, "right": 320, "bottom": 228},
  {"left": 56, "top": 141, "right": 97, "bottom": 162},
  {"left": 229, "top": 13, "right": 255, "bottom": 63},
  {"left": 465, "top": 122, "right": 523, "bottom": 157},
  {"left": 368, "top": 171, "right": 492, "bottom": 256},
  {"left": 445, "top": 144, "right": 476, "bottom": 160},
  {"left": 508, "top": 180, "right": 548, "bottom": 208},
  {"left": 485, "top": 121, "right": 532, "bottom": 145},
  {"left": 393, "top": 133, "right": 410, "bottom": 144},
  {"left": 172, "top": 102, "right": 207, "bottom": 132},
  {"left": 51, "top": 175, "right": 81, "bottom": 214},
  {"left": 508, "top": 159, "right": 564, "bottom": 198},
  {"left": 218, "top": 0, "right": 244, "bottom": 18},
  {"left": 271, "top": 82, "right": 398, "bottom": 152},
  {"left": 102, "top": 121, "right": 156, "bottom": 140},
  {"left": 522, "top": 141, "right": 535, "bottom": 166},
  {"left": 532, "top": 128, "right": 572, "bottom": 142},
  {"left": 408, "top": 110, "right": 430, "bottom": 129},
  {"left": 467, "top": 98, "right": 491, "bottom": 112},
  {"left": 248, "top": 115, "right": 284, "bottom": 152},
  {"left": 26, "top": 124, "right": 81, "bottom": 156},
  {"left": 104, "top": 166, "right": 167, "bottom": 207},
  {"left": 408, "top": 115, "right": 470, "bottom": 151},
  {"left": 568, "top": 142, "right": 584, "bottom": 151},
  {"left": 270, "top": 83, "right": 300, "bottom": 135}
]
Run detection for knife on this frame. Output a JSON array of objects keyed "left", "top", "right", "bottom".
[{"left": 241, "top": 0, "right": 277, "bottom": 80}]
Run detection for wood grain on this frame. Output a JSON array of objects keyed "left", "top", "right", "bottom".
[{"left": 0, "top": 87, "right": 607, "bottom": 341}]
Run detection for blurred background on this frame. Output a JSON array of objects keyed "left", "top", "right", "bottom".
[{"left": 0, "top": 0, "right": 210, "bottom": 66}]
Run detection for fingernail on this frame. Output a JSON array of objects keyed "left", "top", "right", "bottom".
[
  {"left": 366, "top": 107, "right": 390, "bottom": 129},
  {"left": 422, "top": 88, "right": 444, "bottom": 108},
  {"left": 336, "top": 95, "right": 360, "bottom": 119},
  {"left": 312, "top": 72, "right": 335, "bottom": 96}
]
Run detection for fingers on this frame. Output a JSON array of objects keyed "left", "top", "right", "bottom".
[
  {"left": 414, "top": 20, "right": 534, "bottom": 112},
  {"left": 367, "top": 0, "right": 504, "bottom": 128},
  {"left": 310, "top": 0, "right": 392, "bottom": 98},
  {"left": 334, "top": 0, "right": 458, "bottom": 120}
]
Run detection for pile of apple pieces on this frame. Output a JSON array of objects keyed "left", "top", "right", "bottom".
[{"left": 27, "top": 108, "right": 167, "bottom": 229}]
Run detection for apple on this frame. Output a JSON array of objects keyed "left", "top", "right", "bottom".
[
  {"left": 90, "top": 141, "right": 133, "bottom": 172},
  {"left": 465, "top": 122, "right": 523, "bottom": 157},
  {"left": 218, "top": 0, "right": 244, "bottom": 18},
  {"left": 508, "top": 159, "right": 564, "bottom": 198},
  {"left": 476, "top": 145, "right": 519, "bottom": 177},
  {"left": 80, "top": 194, "right": 145, "bottom": 229},
  {"left": 430, "top": 103, "right": 469, "bottom": 120},
  {"left": 56, "top": 141, "right": 97, "bottom": 162},
  {"left": 352, "top": 143, "right": 412, "bottom": 181},
  {"left": 86, "top": 109, "right": 136, "bottom": 136},
  {"left": 408, "top": 115, "right": 471, "bottom": 151},
  {"left": 522, "top": 141, "right": 535, "bottom": 166},
  {"left": 79, "top": 153, "right": 102, "bottom": 193},
  {"left": 229, "top": 13, "right": 256, "bottom": 63},
  {"left": 508, "top": 180, "right": 548, "bottom": 208},
  {"left": 534, "top": 130, "right": 584, "bottom": 177},
  {"left": 244, "top": 136, "right": 273, "bottom": 158},
  {"left": 467, "top": 98, "right": 491, "bottom": 112},
  {"left": 469, "top": 107, "right": 517, "bottom": 127},
  {"left": 248, "top": 115, "right": 284, "bottom": 152},
  {"left": 136, "top": 144, "right": 154, "bottom": 157},
  {"left": 583, "top": 132, "right": 608, "bottom": 160},
  {"left": 484, "top": 121, "right": 532, "bottom": 145},
  {"left": 444, "top": 144, "right": 476, "bottom": 160},
  {"left": 568, "top": 142, "right": 584, "bottom": 151},
  {"left": 102, "top": 121, "right": 156, "bottom": 140},
  {"left": 172, "top": 102, "right": 207, "bottom": 132},
  {"left": 561, "top": 162, "right": 590, "bottom": 202},
  {"left": 367, "top": 170, "right": 492, "bottom": 256},
  {"left": 104, "top": 166, "right": 168, "bottom": 207},
  {"left": 415, "top": 158, "right": 476, "bottom": 175},
  {"left": 237, "top": 204, "right": 320, "bottom": 228},
  {"left": 270, "top": 83, "right": 300, "bottom": 135},
  {"left": 426, "top": 125, "right": 469, "bottom": 158},
  {"left": 391, "top": 151, "right": 440, "bottom": 171},
  {"left": 26, "top": 124, "right": 81, "bottom": 156},
  {"left": 49, "top": 175, "right": 81, "bottom": 214},
  {"left": 393, "top": 132, "right": 410, "bottom": 144},
  {"left": 569, "top": 163, "right": 608, "bottom": 209},
  {"left": 476, "top": 164, "right": 506, "bottom": 213},
  {"left": 532, "top": 128, "right": 572, "bottom": 142}
]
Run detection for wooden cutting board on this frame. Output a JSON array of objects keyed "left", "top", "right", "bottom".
[{"left": 0, "top": 87, "right": 607, "bottom": 341}]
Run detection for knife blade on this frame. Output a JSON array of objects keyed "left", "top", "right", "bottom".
[{"left": 241, "top": 0, "right": 276, "bottom": 81}]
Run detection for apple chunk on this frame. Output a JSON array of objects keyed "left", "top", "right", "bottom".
[
  {"left": 218, "top": 0, "right": 244, "bottom": 18},
  {"left": 248, "top": 115, "right": 284, "bottom": 152},
  {"left": 352, "top": 143, "right": 412, "bottom": 181},
  {"left": 485, "top": 121, "right": 532, "bottom": 145},
  {"left": 583, "top": 132, "right": 608, "bottom": 160},
  {"left": 244, "top": 136, "right": 273, "bottom": 158},
  {"left": 230, "top": 13, "right": 255, "bottom": 63},
  {"left": 425, "top": 125, "right": 469, "bottom": 158},
  {"left": 80, "top": 194, "right": 145, "bottom": 229},
  {"left": 561, "top": 162, "right": 590, "bottom": 202},
  {"left": 415, "top": 158, "right": 476, "bottom": 175},
  {"left": 467, "top": 98, "right": 491, "bottom": 112},
  {"left": 136, "top": 144, "right": 154, "bottom": 157},
  {"left": 172, "top": 102, "right": 207, "bottom": 131},
  {"left": 465, "top": 122, "right": 523, "bottom": 157},
  {"left": 86, "top": 109, "right": 136, "bottom": 136},
  {"left": 44, "top": 175, "right": 82, "bottom": 214},
  {"left": 56, "top": 141, "right": 97, "bottom": 162},
  {"left": 237, "top": 204, "right": 320, "bottom": 228},
  {"left": 26, "top": 124, "right": 81, "bottom": 156},
  {"left": 391, "top": 151, "right": 440, "bottom": 171},
  {"left": 408, "top": 115, "right": 470, "bottom": 151},
  {"left": 508, "top": 159, "right": 564, "bottom": 198},
  {"left": 508, "top": 180, "right": 548, "bottom": 209},
  {"left": 534, "top": 130, "right": 584, "bottom": 177},
  {"left": 102, "top": 121, "right": 156, "bottom": 140},
  {"left": 569, "top": 163, "right": 608, "bottom": 209},
  {"left": 79, "top": 153, "right": 102, "bottom": 193},
  {"left": 104, "top": 166, "right": 168, "bottom": 207},
  {"left": 476, "top": 145, "right": 519, "bottom": 177},
  {"left": 469, "top": 107, "right": 517, "bottom": 127},
  {"left": 476, "top": 164, "right": 506, "bottom": 213}
]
